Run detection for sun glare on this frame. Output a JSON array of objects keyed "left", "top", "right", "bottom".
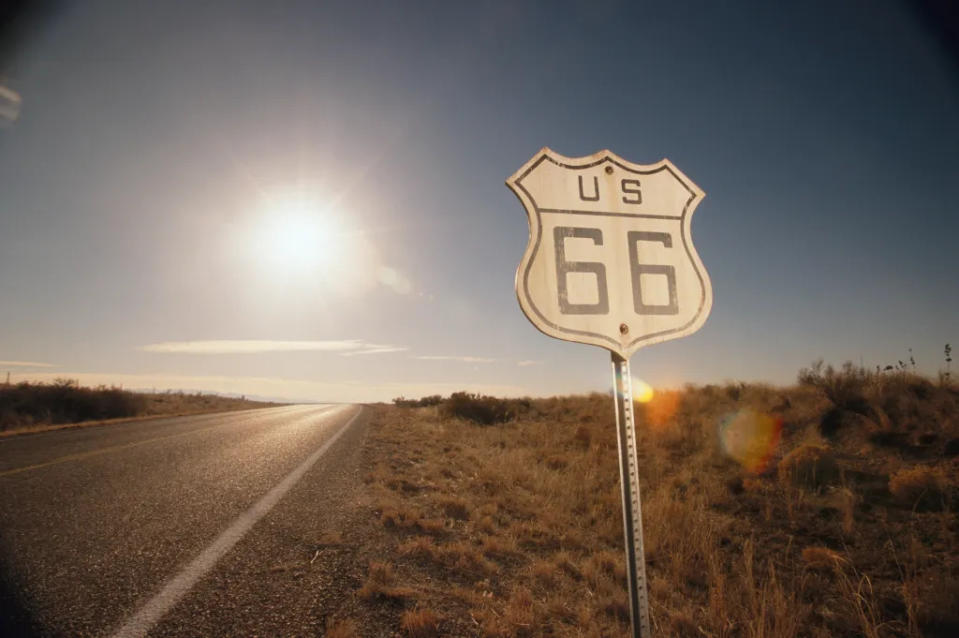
[
  {"left": 256, "top": 192, "right": 343, "bottom": 273},
  {"left": 240, "top": 187, "right": 383, "bottom": 296}
]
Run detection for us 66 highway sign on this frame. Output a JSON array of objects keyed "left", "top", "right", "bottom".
[{"left": 507, "top": 147, "right": 712, "bottom": 359}]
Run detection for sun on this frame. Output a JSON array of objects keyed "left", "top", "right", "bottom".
[
  {"left": 255, "top": 191, "right": 343, "bottom": 273},
  {"left": 241, "top": 188, "right": 379, "bottom": 295}
]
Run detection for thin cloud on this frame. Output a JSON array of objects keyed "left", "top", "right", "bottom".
[
  {"left": 0, "top": 360, "right": 58, "bottom": 368},
  {"left": 516, "top": 360, "right": 542, "bottom": 367},
  {"left": 339, "top": 345, "right": 409, "bottom": 357},
  {"left": 140, "top": 339, "right": 403, "bottom": 355},
  {"left": 415, "top": 355, "right": 496, "bottom": 363}
]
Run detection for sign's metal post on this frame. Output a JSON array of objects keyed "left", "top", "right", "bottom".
[{"left": 611, "top": 352, "right": 651, "bottom": 638}]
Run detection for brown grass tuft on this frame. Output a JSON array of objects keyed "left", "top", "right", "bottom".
[
  {"left": 529, "top": 559, "right": 556, "bottom": 588},
  {"left": 503, "top": 586, "right": 535, "bottom": 633},
  {"left": 397, "top": 535, "right": 436, "bottom": 560},
  {"left": 400, "top": 608, "right": 441, "bottom": 637},
  {"left": 834, "top": 487, "right": 857, "bottom": 535},
  {"left": 357, "top": 561, "right": 414, "bottom": 602},
  {"left": 440, "top": 497, "right": 470, "bottom": 520},
  {"left": 888, "top": 465, "right": 949, "bottom": 510},
  {"left": 380, "top": 506, "right": 447, "bottom": 535},
  {"left": 439, "top": 540, "right": 499, "bottom": 576},
  {"left": 324, "top": 619, "right": 359, "bottom": 638},
  {"left": 573, "top": 425, "right": 591, "bottom": 447},
  {"left": 801, "top": 545, "right": 847, "bottom": 571},
  {"left": 777, "top": 443, "right": 840, "bottom": 490}
]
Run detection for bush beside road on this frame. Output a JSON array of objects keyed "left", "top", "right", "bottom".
[{"left": 0, "top": 379, "right": 281, "bottom": 434}]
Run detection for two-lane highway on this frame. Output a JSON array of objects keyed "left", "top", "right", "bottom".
[{"left": 0, "top": 404, "right": 366, "bottom": 637}]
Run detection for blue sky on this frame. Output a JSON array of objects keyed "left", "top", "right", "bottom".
[{"left": 1, "top": 0, "right": 956, "bottom": 401}]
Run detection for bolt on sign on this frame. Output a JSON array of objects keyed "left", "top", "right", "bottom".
[{"left": 507, "top": 147, "right": 713, "bottom": 637}]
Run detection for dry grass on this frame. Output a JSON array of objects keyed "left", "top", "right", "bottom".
[
  {"left": 888, "top": 466, "right": 950, "bottom": 510},
  {"left": 801, "top": 545, "right": 847, "bottom": 570},
  {"left": 324, "top": 619, "right": 359, "bottom": 638},
  {"left": 777, "top": 443, "right": 840, "bottom": 490},
  {"left": 352, "top": 368, "right": 958, "bottom": 636},
  {"left": 400, "top": 608, "right": 441, "bottom": 637},
  {"left": 357, "top": 561, "right": 415, "bottom": 602}
]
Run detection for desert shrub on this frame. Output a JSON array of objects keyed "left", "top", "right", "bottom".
[
  {"left": 0, "top": 380, "right": 147, "bottom": 429},
  {"left": 777, "top": 444, "right": 840, "bottom": 490},
  {"left": 798, "top": 360, "right": 869, "bottom": 413},
  {"left": 441, "top": 392, "right": 525, "bottom": 425},
  {"left": 725, "top": 382, "right": 745, "bottom": 401},
  {"left": 818, "top": 407, "right": 845, "bottom": 437},
  {"left": 394, "top": 393, "right": 532, "bottom": 423},
  {"left": 888, "top": 466, "right": 949, "bottom": 510},
  {"left": 907, "top": 377, "right": 935, "bottom": 400},
  {"left": 393, "top": 395, "right": 443, "bottom": 408}
]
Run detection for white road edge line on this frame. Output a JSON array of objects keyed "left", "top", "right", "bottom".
[{"left": 108, "top": 405, "right": 363, "bottom": 638}]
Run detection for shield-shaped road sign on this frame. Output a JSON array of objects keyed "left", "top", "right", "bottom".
[{"left": 507, "top": 147, "right": 712, "bottom": 359}]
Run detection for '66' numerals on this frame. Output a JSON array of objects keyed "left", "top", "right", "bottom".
[{"left": 553, "top": 226, "right": 678, "bottom": 317}]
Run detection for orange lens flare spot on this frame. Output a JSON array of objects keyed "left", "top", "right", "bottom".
[
  {"left": 719, "top": 409, "right": 783, "bottom": 473},
  {"left": 641, "top": 389, "right": 682, "bottom": 431},
  {"left": 632, "top": 378, "right": 654, "bottom": 403}
]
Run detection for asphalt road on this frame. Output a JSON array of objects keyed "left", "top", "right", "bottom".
[{"left": 0, "top": 404, "right": 369, "bottom": 637}]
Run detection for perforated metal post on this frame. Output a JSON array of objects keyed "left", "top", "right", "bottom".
[{"left": 611, "top": 353, "right": 651, "bottom": 637}]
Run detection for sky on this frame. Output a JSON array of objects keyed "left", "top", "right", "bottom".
[{"left": 0, "top": 0, "right": 957, "bottom": 402}]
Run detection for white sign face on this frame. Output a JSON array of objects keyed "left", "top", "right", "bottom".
[{"left": 507, "top": 147, "right": 712, "bottom": 359}]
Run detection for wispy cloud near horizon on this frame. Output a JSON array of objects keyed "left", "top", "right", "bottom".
[
  {"left": 516, "top": 360, "right": 542, "bottom": 367},
  {"left": 139, "top": 339, "right": 405, "bottom": 355},
  {"left": 415, "top": 355, "right": 496, "bottom": 363},
  {"left": 339, "top": 345, "right": 409, "bottom": 356},
  {"left": 0, "top": 360, "right": 58, "bottom": 368}
]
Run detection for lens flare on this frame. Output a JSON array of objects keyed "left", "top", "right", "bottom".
[
  {"left": 376, "top": 266, "right": 412, "bottom": 295},
  {"left": 632, "top": 378, "right": 654, "bottom": 403},
  {"left": 719, "top": 409, "right": 782, "bottom": 473},
  {"left": 641, "top": 389, "right": 682, "bottom": 431}
]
